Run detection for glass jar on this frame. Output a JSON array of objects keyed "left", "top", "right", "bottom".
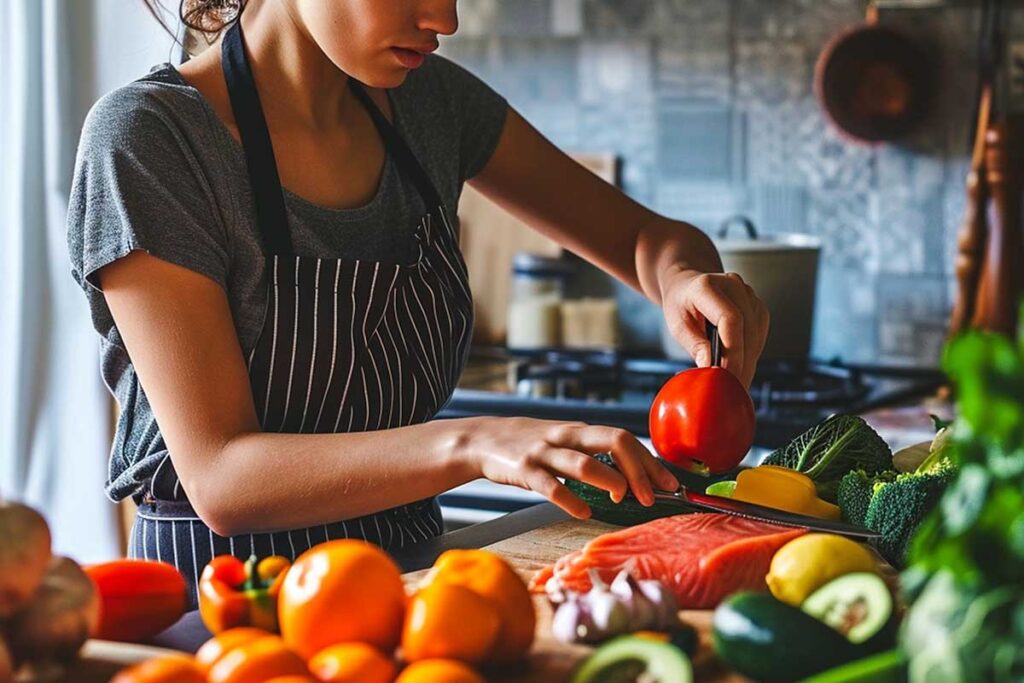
[{"left": 506, "top": 252, "right": 573, "bottom": 349}]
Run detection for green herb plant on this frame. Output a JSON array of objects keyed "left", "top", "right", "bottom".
[{"left": 900, "top": 318, "right": 1024, "bottom": 682}]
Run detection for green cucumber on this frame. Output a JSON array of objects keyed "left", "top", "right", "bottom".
[
  {"left": 713, "top": 592, "right": 860, "bottom": 683},
  {"left": 567, "top": 454, "right": 728, "bottom": 526},
  {"left": 570, "top": 635, "right": 693, "bottom": 683},
  {"left": 799, "top": 649, "right": 907, "bottom": 682},
  {"left": 801, "top": 572, "right": 897, "bottom": 653}
]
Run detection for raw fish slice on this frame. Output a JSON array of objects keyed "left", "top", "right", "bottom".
[{"left": 530, "top": 513, "right": 806, "bottom": 609}]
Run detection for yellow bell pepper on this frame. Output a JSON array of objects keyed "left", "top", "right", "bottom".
[{"left": 731, "top": 465, "right": 841, "bottom": 520}]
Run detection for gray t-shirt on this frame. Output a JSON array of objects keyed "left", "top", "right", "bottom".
[{"left": 67, "top": 55, "right": 507, "bottom": 502}]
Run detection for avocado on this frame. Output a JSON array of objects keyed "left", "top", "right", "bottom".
[
  {"left": 570, "top": 635, "right": 693, "bottom": 683},
  {"left": 713, "top": 592, "right": 860, "bottom": 682},
  {"left": 801, "top": 572, "right": 897, "bottom": 653}
]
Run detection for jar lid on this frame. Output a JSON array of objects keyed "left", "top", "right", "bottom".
[{"left": 513, "top": 252, "right": 575, "bottom": 278}]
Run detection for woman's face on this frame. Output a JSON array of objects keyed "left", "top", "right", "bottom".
[{"left": 293, "top": 0, "right": 458, "bottom": 87}]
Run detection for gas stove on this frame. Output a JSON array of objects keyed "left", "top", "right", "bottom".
[
  {"left": 440, "top": 348, "right": 943, "bottom": 448},
  {"left": 435, "top": 347, "right": 945, "bottom": 525}
]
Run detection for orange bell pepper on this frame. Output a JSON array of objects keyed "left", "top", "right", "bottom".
[{"left": 199, "top": 555, "right": 290, "bottom": 634}]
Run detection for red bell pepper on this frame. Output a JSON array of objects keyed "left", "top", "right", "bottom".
[{"left": 198, "top": 555, "right": 290, "bottom": 634}]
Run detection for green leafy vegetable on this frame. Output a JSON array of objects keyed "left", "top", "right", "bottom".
[
  {"left": 762, "top": 415, "right": 892, "bottom": 502},
  {"left": 901, "top": 313, "right": 1024, "bottom": 682}
]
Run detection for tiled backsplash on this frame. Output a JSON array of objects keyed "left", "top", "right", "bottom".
[{"left": 441, "top": 0, "right": 1020, "bottom": 367}]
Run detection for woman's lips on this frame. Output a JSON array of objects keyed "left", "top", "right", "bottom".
[{"left": 392, "top": 47, "right": 427, "bottom": 69}]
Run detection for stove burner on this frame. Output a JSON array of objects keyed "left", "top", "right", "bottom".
[{"left": 510, "top": 350, "right": 869, "bottom": 410}]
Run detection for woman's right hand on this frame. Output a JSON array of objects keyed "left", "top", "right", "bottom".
[{"left": 452, "top": 416, "right": 680, "bottom": 520}]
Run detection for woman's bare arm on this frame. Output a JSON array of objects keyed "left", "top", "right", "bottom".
[
  {"left": 100, "top": 251, "right": 676, "bottom": 536},
  {"left": 470, "top": 109, "right": 769, "bottom": 385}
]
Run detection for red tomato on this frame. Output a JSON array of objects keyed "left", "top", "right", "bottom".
[
  {"left": 85, "top": 559, "right": 187, "bottom": 643},
  {"left": 649, "top": 366, "right": 755, "bottom": 474}
]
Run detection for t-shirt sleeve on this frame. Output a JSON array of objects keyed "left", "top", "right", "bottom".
[
  {"left": 66, "top": 83, "right": 231, "bottom": 345},
  {"left": 424, "top": 55, "right": 509, "bottom": 183}
]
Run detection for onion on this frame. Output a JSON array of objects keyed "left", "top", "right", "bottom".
[{"left": 6, "top": 556, "right": 99, "bottom": 668}]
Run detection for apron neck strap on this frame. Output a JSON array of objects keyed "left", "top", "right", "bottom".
[
  {"left": 222, "top": 21, "right": 446, "bottom": 258},
  {"left": 222, "top": 20, "right": 292, "bottom": 256},
  {"left": 347, "top": 81, "right": 443, "bottom": 210}
]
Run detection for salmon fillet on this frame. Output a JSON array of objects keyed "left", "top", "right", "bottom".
[{"left": 529, "top": 513, "right": 806, "bottom": 609}]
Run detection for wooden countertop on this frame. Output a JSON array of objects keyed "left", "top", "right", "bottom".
[{"left": 401, "top": 509, "right": 748, "bottom": 683}]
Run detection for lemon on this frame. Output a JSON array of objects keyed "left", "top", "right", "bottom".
[{"left": 766, "top": 533, "right": 879, "bottom": 607}]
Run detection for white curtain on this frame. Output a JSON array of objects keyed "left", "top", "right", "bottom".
[{"left": 0, "top": 0, "right": 118, "bottom": 562}]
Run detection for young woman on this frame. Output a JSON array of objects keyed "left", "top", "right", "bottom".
[{"left": 68, "top": 0, "right": 768, "bottom": 603}]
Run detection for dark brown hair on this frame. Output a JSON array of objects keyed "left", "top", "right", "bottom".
[{"left": 142, "top": 0, "right": 245, "bottom": 38}]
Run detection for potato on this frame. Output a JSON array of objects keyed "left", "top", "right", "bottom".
[
  {"left": 6, "top": 556, "right": 99, "bottom": 667},
  {"left": 0, "top": 502, "right": 52, "bottom": 618}
]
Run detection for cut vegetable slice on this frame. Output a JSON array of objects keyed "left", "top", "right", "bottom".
[
  {"left": 801, "top": 572, "right": 893, "bottom": 646},
  {"left": 570, "top": 635, "right": 693, "bottom": 683}
]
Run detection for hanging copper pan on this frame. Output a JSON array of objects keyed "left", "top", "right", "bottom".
[{"left": 814, "top": 2, "right": 934, "bottom": 144}]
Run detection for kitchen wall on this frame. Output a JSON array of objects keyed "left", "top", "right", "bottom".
[{"left": 440, "top": 0, "right": 1014, "bottom": 367}]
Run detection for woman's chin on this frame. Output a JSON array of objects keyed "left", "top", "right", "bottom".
[{"left": 352, "top": 66, "right": 411, "bottom": 90}]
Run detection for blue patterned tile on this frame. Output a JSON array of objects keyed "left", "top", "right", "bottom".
[
  {"left": 653, "top": 181, "right": 747, "bottom": 230},
  {"left": 578, "top": 39, "right": 652, "bottom": 105},
  {"left": 806, "top": 190, "right": 880, "bottom": 272},
  {"left": 517, "top": 101, "right": 584, "bottom": 149},
  {"left": 792, "top": 99, "right": 877, "bottom": 191},
  {"left": 454, "top": 0, "right": 500, "bottom": 38},
  {"left": 551, "top": 0, "right": 583, "bottom": 36},
  {"left": 440, "top": 0, "right": 973, "bottom": 366},
  {"left": 811, "top": 267, "right": 879, "bottom": 363},
  {"left": 655, "top": 100, "right": 743, "bottom": 182},
  {"left": 751, "top": 185, "right": 809, "bottom": 235},
  {"left": 654, "top": 36, "right": 731, "bottom": 104},
  {"left": 876, "top": 188, "right": 942, "bottom": 276},
  {"left": 735, "top": 40, "right": 808, "bottom": 106},
  {"left": 498, "top": 0, "right": 551, "bottom": 37},
  {"left": 745, "top": 102, "right": 804, "bottom": 185},
  {"left": 582, "top": 0, "right": 661, "bottom": 35}
]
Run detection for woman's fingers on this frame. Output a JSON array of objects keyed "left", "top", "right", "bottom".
[
  {"left": 684, "top": 275, "right": 746, "bottom": 381},
  {"left": 554, "top": 425, "right": 657, "bottom": 506},
  {"left": 542, "top": 447, "right": 628, "bottom": 502},
  {"left": 640, "top": 453, "right": 680, "bottom": 492},
  {"left": 525, "top": 469, "right": 591, "bottom": 520}
]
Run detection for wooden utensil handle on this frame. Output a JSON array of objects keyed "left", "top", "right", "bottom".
[
  {"left": 971, "top": 117, "right": 1024, "bottom": 335},
  {"left": 950, "top": 170, "right": 989, "bottom": 334}
]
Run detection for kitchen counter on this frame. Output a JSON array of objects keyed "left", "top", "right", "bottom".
[{"left": 130, "top": 397, "right": 944, "bottom": 682}]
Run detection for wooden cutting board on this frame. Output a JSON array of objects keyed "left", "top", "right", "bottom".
[{"left": 402, "top": 517, "right": 749, "bottom": 683}]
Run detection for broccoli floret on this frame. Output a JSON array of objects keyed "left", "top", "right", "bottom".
[
  {"left": 837, "top": 469, "right": 896, "bottom": 526},
  {"left": 865, "top": 471, "right": 952, "bottom": 567}
]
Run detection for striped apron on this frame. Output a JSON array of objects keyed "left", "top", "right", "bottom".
[{"left": 129, "top": 20, "right": 474, "bottom": 607}]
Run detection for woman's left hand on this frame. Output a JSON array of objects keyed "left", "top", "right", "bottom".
[{"left": 661, "top": 268, "right": 770, "bottom": 388}]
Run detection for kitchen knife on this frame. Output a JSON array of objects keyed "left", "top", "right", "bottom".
[{"left": 639, "top": 487, "right": 881, "bottom": 541}]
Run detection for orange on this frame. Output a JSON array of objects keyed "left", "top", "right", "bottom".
[
  {"left": 208, "top": 634, "right": 307, "bottom": 683},
  {"left": 264, "top": 678, "right": 317, "bottom": 683},
  {"left": 308, "top": 642, "right": 396, "bottom": 683},
  {"left": 395, "top": 659, "right": 484, "bottom": 683},
  {"left": 426, "top": 549, "right": 536, "bottom": 664},
  {"left": 111, "top": 654, "right": 205, "bottom": 683},
  {"left": 195, "top": 627, "right": 270, "bottom": 673},
  {"left": 279, "top": 540, "right": 406, "bottom": 659},
  {"left": 401, "top": 582, "right": 500, "bottom": 665}
]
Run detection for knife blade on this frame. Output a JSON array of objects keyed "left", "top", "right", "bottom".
[{"left": 639, "top": 487, "right": 880, "bottom": 541}]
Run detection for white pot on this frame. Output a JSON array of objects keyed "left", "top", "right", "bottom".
[{"left": 661, "top": 216, "right": 821, "bottom": 362}]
